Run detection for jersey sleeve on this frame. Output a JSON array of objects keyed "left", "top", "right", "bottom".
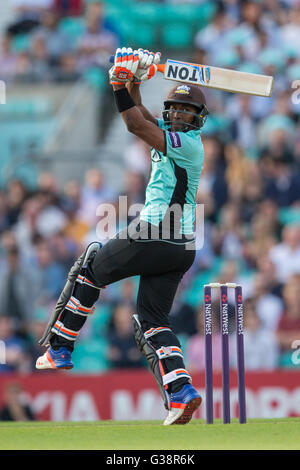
[
  {"left": 164, "top": 130, "right": 204, "bottom": 168},
  {"left": 156, "top": 118, "right": 166, "bottom": 129}
]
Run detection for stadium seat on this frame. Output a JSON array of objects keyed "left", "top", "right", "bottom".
[
  {"left": 71, "top": 339, "right": 109, "bottom": 372},
  {"left": 83, "top": 67, "right": 106, "bottom": 90},
  {"left": 128, "top": 23, "right": 157, "bottom": 49},
  {"left": 130, "top": 3, "right": 163, "bottom": 25},
  {"left": 279, "top": 208, "right": 300, "bottom": 226},
  {"left": 11, "top": 34, "right": 31, "bottom": 53},
  {"left": 163, "top": 3, "right": 216, "bottom": 29},
  {"left": 0, "top": 98, "right": 52, "bottom": 118},
  {"left": 161, "top": 24, "right": 193, "bottom": 49}
]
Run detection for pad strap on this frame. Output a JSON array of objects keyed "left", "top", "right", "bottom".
[
  {"left": 156, "top": 346, "right": 183, "bottom": 360},
  {"left": 65, "top": 296, "right": 95, "bottom": 317},
  {"left": 51, "top": 321, "right": 79, "bottom": 341},
  {"left": 76, "top": 275, "right": 102, "bottom": 290},
  {"left": 144, "top": 326, "right": 172, "bottom": 339},
  {"left": 162, "top": 369, "right": 192, "bottom": 386}
]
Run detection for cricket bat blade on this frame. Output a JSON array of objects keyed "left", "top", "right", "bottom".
[{"left": 160, "top": 59, "right": 274, "bottom": 97}]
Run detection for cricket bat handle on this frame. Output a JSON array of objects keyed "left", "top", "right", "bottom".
[
  {"left": 156, "top": 64, "right": 165, "bottom": 73},
  {"left": 109, "top": 55, "right": 165, "bottom": 73}
]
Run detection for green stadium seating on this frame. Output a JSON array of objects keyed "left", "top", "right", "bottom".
[
  {"left": 83, "top": 67, "right": 106, "bottom": 90},
  {"left": 279, "top": 208, "right": 300, "bottom": 226},
  {"left": 130, "top": 3, "right": 163, "bottom": 25},
  {"left": 163, "top": 3, "right": 216, "bottom": 28},
  {"left": 105, "top": 1, "right": 216, "bottom": 48},
  {"left": 128, "top": 23, "right": 157, "bottom": 48},
  {"left": 161, "top": 24, "right": 193, "bottom": 49},
  {"left": 0, "top": 98, "right": 52, "bottom": 119},
  {"left": 11, "top": 34, "right": 31, "bottom": 53},
  {"left": 71, "top": 338, "right": 109, "bottom": 372}
]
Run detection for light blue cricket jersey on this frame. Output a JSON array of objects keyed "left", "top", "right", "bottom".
[{"left": 139, "top": 119, "right": 204, "bottom": 239}]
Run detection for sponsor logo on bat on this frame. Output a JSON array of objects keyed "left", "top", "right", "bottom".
[{"left": 166, "top": 60, "right": 210, "bottom": 85}]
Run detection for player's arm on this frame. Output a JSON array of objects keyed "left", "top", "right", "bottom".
[
  {"left": 126, "top": 81, "right": 158, "bottom": 125},
  {"left": 113, "top": 84, "right": 166, "bottom": 154}
]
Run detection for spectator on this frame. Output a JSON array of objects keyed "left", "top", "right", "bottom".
[
  {"left": 0, "top": 382, "right": 35, "bottom": 421},
  {"left": 27, "top": 308, "right": 49, "bottom": 370},
  {"left": 223, "top": 143, "right": 248, "bottom": 204},
  {"left": 53, "top": 0, "right": 83, "bottom": 17},
  {"left": 263, "top": 154, "right": 300, "bottom": 208},
  {"left": 78, "top": 169, "right": 117, "bottom": 226},
  {"left": 6, "top": 179, "right": 29, "bottom": 228},
  {"left": 0, "top": 246, "right": 40, "bottom": 323},
  {"left": 276, "top": 274, "right": 300, "bottom": 363},
  {"left": 186, "top": 303, "right": 223, "bottom": 373},
  {"left": 122, "top": 170, "right": 146, "bottom": 208},
  {"left": 28, "top": 7, "right": 78, "bottom": 81},
  {"left": 228, "top": 95, "right": 257, "bottom": 151},
  {"left": 13, "top": 196, "right": 43, "bottom": 259},
  {"left": 123, "top": 137, "right": 151, "bottom": 177},
  {"left": 279, "top": 3, "right": 300, "bottom": 47},
  {"left": 246, "top": 211, "right": 278, "bottom": 265},
  {"left": 34, "top": 190, "right": 67, "bottom": 238},
  {"left": 6, "top": 0, "right": 54, "bottom": 37},
  {"left": 0, "top": 193, "right": 9, "bottom": 233},
  {"left": 256, "top": 254, "right": 283, "bottom": 298},
  {"left": 0, "top": 34, "right": 19, "bottom": 82},
  {"left": 28, "top": 33, "right": 53, "bottom": 80},
  {"left": 197, "top": 136, "right": 227, "bottom": 217},
  {"left": 30, "top": 8, "right": 71, "bottom": 67},
  {"left": 169, "top": 286, "right": 197, "bottom": 338},
  {"left": 32, "top": 237, "right": 67, "bottom": 301},
  {"left": 215, "top": 203, "right": 244, "bottom": 260},
  {"left": 76, "top": 2, "right": 118, "bottom": 72},
  {"left": 194, "top": 2, "right": 231, "bottom": 64},
  {"left": 107, "top": 303, "right": 144, "bottom": 369},
  {"left": 230, "top": 298, "right": 279, "bottom": 370},
  {"left": 0, "top": 315, "right": 31, "bottom": 373},
  {"left": 252, "top": 272, "right": 283, "bottom": 331},
  {"left": 269, "top": 224, "right": 300, "bottom": 282}
]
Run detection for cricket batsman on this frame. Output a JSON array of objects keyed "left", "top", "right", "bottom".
[{"left": 36, "top": 47, "right": 209, "bottom": 425}]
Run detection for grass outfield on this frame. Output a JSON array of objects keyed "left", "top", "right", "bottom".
[{"left": 0, "top": 418, "right": 300, "bottom": 450}]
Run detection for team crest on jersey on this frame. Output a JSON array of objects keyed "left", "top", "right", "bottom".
[
  {"left": 152, "top": 150, "right": 162, "bottom": 162},
  {"left": 175, "top": 85, "right": 191, "bottom": 95}
]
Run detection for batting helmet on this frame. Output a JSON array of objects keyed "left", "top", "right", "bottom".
[{"left": 163, "top": 84, "right": 209, "bottom": 132}]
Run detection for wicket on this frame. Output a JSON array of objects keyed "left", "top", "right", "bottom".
[{"left": 204, "top": 283, "right": 246, "bottom": 424}]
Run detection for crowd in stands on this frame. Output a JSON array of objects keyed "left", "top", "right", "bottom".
[
  {"left": 0, "top": 0, "right": 300, "bottom": 375},
  {"left": 1, "top": 0, "right": 119, "bottom": 83}
]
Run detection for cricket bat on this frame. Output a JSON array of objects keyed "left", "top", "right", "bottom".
[
  {"left": 156, "top": 59, "right": 274, "bottom": 97},
  {"left": 109, "top": 56, "right": 274, "bottom": 97}
]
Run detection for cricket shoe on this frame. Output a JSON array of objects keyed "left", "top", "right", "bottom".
[
  {"left": 36, "top": 346, "right": 73, "bottom": 370},
  {"left": 163, "top": 384, "right": 202, "bottom": 425}
]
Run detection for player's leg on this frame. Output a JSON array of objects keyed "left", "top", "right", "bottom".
[
  {"left": 135, "top": 267, "right": 202, "bottom": 425},
  {"left": 37, "top": 229, "right": 182, "bottom": 369},
  {"left": 36, "top": 242, "right": 103, "bottom": 369}
]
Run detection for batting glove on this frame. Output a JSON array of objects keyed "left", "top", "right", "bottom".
[
  {"left": 109, "top": 47, "right": 140, "bottom": 85},
  {"left": 133, "top": 48, "right": 161, "bottom": 83}
]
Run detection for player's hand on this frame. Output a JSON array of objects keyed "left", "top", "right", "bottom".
[
  {"left": 109, "top": 47, "right": 139, "bottom": 85},
  {"left": 133, "top": 48, "right": 161, "bottom": 83}
]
